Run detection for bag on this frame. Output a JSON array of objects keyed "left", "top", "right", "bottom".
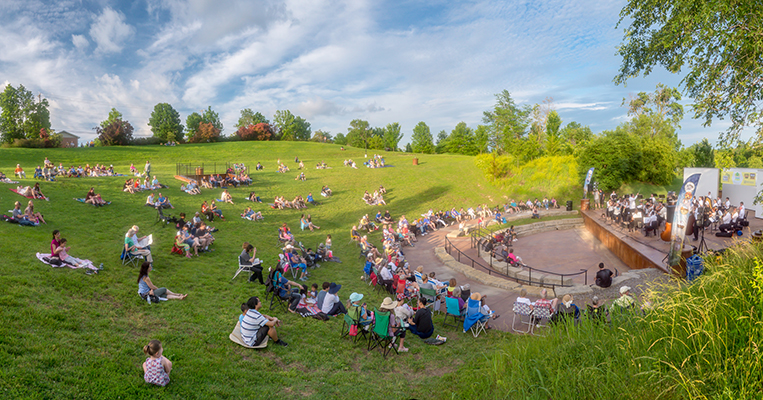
[
  {"left": 715, "top": 231, "right": 733, "bottom": 238},
  {"left": 311, "top": 312, "right": 329, "bottom": 321},
  {"left": 349, "top": 324, "right": 359, "bottom": 336},
  {"left": 741, "top": 220, "right": 750, "bottom": 227}
]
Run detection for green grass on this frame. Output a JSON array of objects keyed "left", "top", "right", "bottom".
[{"left": 0, "top": 142, "right": 519, "bottom": 399}]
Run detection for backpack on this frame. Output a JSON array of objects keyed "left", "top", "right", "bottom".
[{"left": 264, "top": 265, "right": 280, "bottom": 295}]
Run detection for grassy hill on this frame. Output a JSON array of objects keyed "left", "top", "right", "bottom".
[{"left": 0, "top": 142, "right": 530, "bottom": 399}]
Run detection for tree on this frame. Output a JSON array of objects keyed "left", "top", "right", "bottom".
[
  {"left": 576, "top": 127, "right": 642, "bottom": 191},
  {"left": 236, "top": 123, "right": 273, "bottom": 141},
  {"left": 236, "top": 108, "right": 269, "bottom": 128},
  {"left": 410, "top": 122, "right": 434, "bottom": 153},
  {"left": 544, "top": 111, "right": 563, "bottom": 156},
  {"left": 615, "top": 0, "right": 763, "bottom": 145},
  {"left": 482, "top": 90, "right": 531, "bottom": 154},
  {"left": 311, "top": 130, "right": 332, "bottom": 143},
  {"left": 404, "top": 143, "right": 412, "bottom": 152},
  {"left": 622, "top": 84, "right": 684, "bottom": 135},
  {"left": 383, "top": 123, "right": 402, "bottom": 151},
  {"left": 186, "top": 106, "right": 223, "bottom": 141},
  {"left": 273, "top": 110, "right": 311, "bottom": 141},
  {"left": 100, "top": 108, "right": 123, "bottom": 129},
  {"left": 346, "top": 119, "right": 371, "bottom": 149},
  {"left": 559, "top": 121, "right": 593, "bottom": 151},
  {"left": 691, "top": 138, "right": 715, "bottom": 168},
  {"left": 434, "top": 130, "right": 449, "bottom": 154},
  {"left": 148, "top": 103, "right": 184, "bottom": 142},
  {"left": 188, "top": 122, "right": 221, "bottom": 143},
  {"left": 441, "top": 122, "right": 477, "bottom": 155},
  {"left": 368, "top": 135, "right": 385, "bottom": 150},
  {"left": 474, "top": 125, "right": 489, "bottom": 154},
  {"left": 0, "top": 84, "right": 51, "bottom": 143},
  {"left": 334, "top": 133, "right": 347, "bottom": 145},
  {"left": 94, "top": 119, "right": 134, "bottom": 146}
]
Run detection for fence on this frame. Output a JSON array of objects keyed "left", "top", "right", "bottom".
[
  {"left": 175, "top": 163, "right": 233, "bottom": 180},
  {"left": 444, "top": 236, "right": 586, "bottom": 289}
]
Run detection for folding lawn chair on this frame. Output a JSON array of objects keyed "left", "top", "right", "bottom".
[
  {"left": 463, "top": 298, "right": 487, "bottom": 338},
  {"left": 232, "top": 256, "right": 262, "bottom": 281},
  {"left": 442, "top": 296, "right": 465, "bottom": 329},
  {"left": 367, "top": 308, "right": 398, "bottom": 359},
  {"left": 419, "top": 288, "right": 439, "bottom": 313},
  {"left": 340, "top": 311, "right": 371, "bottom": 344},
  {"left": 531, "top": 305, "right": 553, "bottom": 336},
  {"left": 511, "top": 302, "right": 533, "bottom": 334},
  {"left": 121, "top": 246, "right": 140, "bottom": 267}
]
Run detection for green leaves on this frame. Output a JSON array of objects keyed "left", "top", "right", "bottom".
[{"left": 148, "top": 103, "right": 184, "bottom": 142}]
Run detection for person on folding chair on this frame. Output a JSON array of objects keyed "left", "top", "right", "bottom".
[
  {"left": 126, "top": 226, "right": 153, "bottom": 263},
  {"left": 240, "top": 242, "right": 264, "bottom": 284},
  {"left": 241, "top": 296, "right": 288, "bottom": 347},
  {"left": 406, "top": 297, "right": 434, "bottom": 339},
  {"left": 274, "top": 266, "right": 306, "bottom": 314},
  {"left": 380, "top": 297, "right": 408, "bottom": 353}
]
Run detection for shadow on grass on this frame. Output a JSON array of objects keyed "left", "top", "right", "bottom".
[{"left": 393, "top": 185, "right": 449, "bottom": 216}]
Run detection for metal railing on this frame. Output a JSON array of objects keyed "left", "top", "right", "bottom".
[
  {"left": 444, "top": 236, "right": 586, "bottom": 289},
  {"left": 176, "top": 163, "right": 232, "bottom": 180}
]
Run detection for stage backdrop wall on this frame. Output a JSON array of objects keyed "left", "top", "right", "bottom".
[
  {"left": 683, "top": 168, "right": 719, "bottom": 199},
  {"left": 721, "top": 168, "right": 762, "bottom": 219}
]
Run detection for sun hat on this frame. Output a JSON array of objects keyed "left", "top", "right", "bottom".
[
  {"left": 329, "top": 282, "right": 342, "bottom": 294},
  {"left": 620, "top": 286, "right": 631, "bottom": 295},
  {"left": 380, "top": 297, "right": 395, "bottom": 309},
  {"left": 375, "top": 257, "right": 383, "bottom": 264},
  {"left": 470, "top": 292, "right": 482, "bottom": 301},
  {"left": 562, "top": 294, "right": 573, "bottom": 303},
  {"left": 349, "top": 292, "right": 363, "bottom": 303}
]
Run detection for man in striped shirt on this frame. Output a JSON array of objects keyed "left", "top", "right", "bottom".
[{"left": 241, "top": 296, "right": 288, "bottom": 347}]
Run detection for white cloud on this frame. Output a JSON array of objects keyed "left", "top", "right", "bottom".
[
  {"left": 89, "top": 7, "right": 134, "bottom": 54},
  {"left": 72, "top": 34, "right": 88, "bottom": 50},
  {"left": 295, "top": 97, "right": 343, "bottom": 119}
]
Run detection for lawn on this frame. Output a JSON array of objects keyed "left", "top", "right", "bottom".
[{"left": 0, "top": 142, "right": 539, "bottom": 399}]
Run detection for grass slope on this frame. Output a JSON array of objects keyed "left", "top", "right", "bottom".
[{"left": 0, "top": 142, "right": 521, "bottom": 399}]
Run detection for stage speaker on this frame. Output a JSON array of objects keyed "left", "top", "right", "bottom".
[
  {"left": 666, "top": 205, "right": 676, "bottom": 222},
  {"left": 566, "top": 200, "right": 573, "bottom": 211}
]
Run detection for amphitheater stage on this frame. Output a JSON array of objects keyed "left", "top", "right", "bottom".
[{"left": 580, "top": 209, "right": 761, "bottom": 275}]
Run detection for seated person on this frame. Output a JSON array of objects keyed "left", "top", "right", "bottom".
[
  {"left": 15, "top": 164, "right": 26, "bottom": 178},
  {"left": 532, "top": 289, "right": 554, "bottom": 320},
  {"left": 33, "top": 165, "right": 43, "bottom": 179},
  {"left": 347, "top": 292, "right": 374, "bottom": 326},
  {"left": 125, "top": 227, "right": 153, "bottom": 262},
  {"left": 156, "top": 193, "right": 174, "bottom": 209},
  {"left": 321, "top": 185, "right": 332, "bottom": 197},
  {"left": 407, "top": 297, "right": 434, "bottom": 339},
  {"left": 320, "top": 282, "right": 346, "bottom": 316},
  {"left": 85, "top": 188, "right": 107, "bottom": 206},
  {"left": 240, "top": 243, "right": 264, "bottom": 284},
  {"left": 306, "top": 192, "right": 316, "bottom": 205},
  {"left": 220, "top": 190, "right": 234, "bottom": 204},
  {"left": 587, "top": 296, "right": 608, "bottom": 323},
  {"left": 283, "top": 245, "right": 308, "bottom": 281},
  {"left": 552, "top": 294, "right": 580, "bottom": 324},
  {"left": 209, "top": 200, "right": 224, "bottom": 219},
  {"left": 594, "top": 262, "right": 613, "bottom": 288},
  {"left": 146, "top": 193, "right": 156, "bottom": 207},
  {"left": 241, "top": 296, "right": 288, "bottom": 347},
  {"left": 612, "top": 286, "right": 636, "bottom": 309},
  {"left": 248, "top": 191, "right": 262, "bottom": 202}
]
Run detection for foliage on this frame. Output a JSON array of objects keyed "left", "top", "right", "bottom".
[
  {"left": 500, "top": 155, "right": 579, "bottom": 200},
  {"left": 382, "top": 122, "right": 402, "bottom": 151},
  {"left": 410, "top": 121, "right": 434, "bottom": 153},
  {"left": 333, "top": 132, "right": 347, "bottom": 145},
  {"left": 94, "top": 119, "right": 134, "bottom": 146},
  {"left": 576, "top": 127, "right": 642, "bottom": 191},
  {"left": 185, "top": 106, "right": 223, "bottom": 141},
  {"left": 367, "top": 135, "right": 384, "bottom": 150},
  {"left": 474, "top": 152, "right": 514, "bottom": 180},
  {"left": 310, "top": 130, "right": 332, "bottom": 143},
  {"left": 236, "top": 108, "right": 269, "bottom": 128},
  {"left": 689, "top": 138, "right": 714, "bottom": 168},
  {"left": 623, "top": 83, "right": 684, "bottom": 129},
  {"left": 638, "top": 134, "right": 677, "bottom": 185},
  {"left": 439, "top": 122, "right": 478, "bottom": 155},
  {"left": 130, "top": 136, "right": 165, "bottom": 146},
  {"left": 0, "top": 83, "right": 51, "bottom": 143},
  {"left": 188, "top": 122, "right": 221, "bottom": 143},
  {"left": 544, "top": 110, "right": 563, "bottom": 156},
  {"left": 482, "top": 90, "right": 532, "bottom": 154},
  {"left": 273, "top": 110, "right": 311, "bottom": 141},
  {"left": 99, "top": 108, "right": 123, "bottom": 129},
  {"left": 346, "top": 119, "right": 371, "bottom": 149},
  {"left": 236, "top": 123, "right": 273, "bottom": 141},
  {"left": 559, "top": 121, "right": 593, "bottom": 151},
  {"left": 616, "top": 0, "right": 763, "bottom": 146},
  {"left": 148, "top": 103, "right": 184, "bottom": 143}
]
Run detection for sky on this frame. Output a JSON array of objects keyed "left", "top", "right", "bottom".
[{"left": 0, "top": 0, "right": 735, "bottom": 145}]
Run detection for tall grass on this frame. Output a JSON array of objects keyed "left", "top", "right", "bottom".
[{"left": 450, "top": 240, "right": 763, "bottom": 400}]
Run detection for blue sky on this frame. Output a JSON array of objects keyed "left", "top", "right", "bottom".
[{"left": 0, "top": 0, "right": 733, "bottom": 145}]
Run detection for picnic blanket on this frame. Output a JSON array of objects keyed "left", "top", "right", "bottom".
[
  {"left": 9, "top": 188, "right": 48, "bottom": 201},
  {"left": 36, "top": 252, "right": 98, "bottom": 271},
  {"left": 296, "top": 299, "right": 327, "bottom": 319},
  {"left": 74, "top": 198, "right": 111, "bottom": 206}
]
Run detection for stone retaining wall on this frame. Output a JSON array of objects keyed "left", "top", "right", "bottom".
[{"left": 447, "top": 209, "right": 579, "bottom": 238}]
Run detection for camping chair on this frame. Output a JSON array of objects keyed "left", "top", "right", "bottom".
[
  {"left": 443, "top": 296, "right": 465, "bottom": 329},
  {"left": 463, "top": 298, "right": 488, "bottom": 338},
  {"left": 121, "top": 246, "right": 140, "bottom": 267},
  {"left": 419, "top": 288, "right": 439, "bottom": 313},
  {"left": 229, "top": 321, "right": 268, "bottom": 349},
  {"left": 531, "top": 305, "right": 553, "bottom": 336},
  {"left": 367, "top": 308, "right": 399, "bottom": 359},
  {"left": 232, "top": 256, "right": 262, "bottom": 281},
  {"left": 155, "top": 207, "right": 172, "bottom": 226},
  {"left": 511, "top": 302, "right": 534, "bottom": 334},
  {"left": 340, "top": 310, "right": 371, "bottom": 344}
]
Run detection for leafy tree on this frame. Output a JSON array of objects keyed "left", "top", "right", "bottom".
[
  {"left": 189, "top": 122, "right": 221, "bottom": 143},
  {"left": 638, "top": 135, "right": 677, "bottom": 185},
  {"left": 311, "top": 130, "right": 332, "bottom": 143},
  {"left": 368, "top": 135, "right": 385, "bottom": 150},
  {"left": 441, "top": 122, "right": 477, "bottom": 155},
  {"left": 615, "top": 0, "right": 762, "bottom": 145},
  {"left": 0, "top": 84, "right": 51, "bottom": 143},
  {"left": 691, "top": 138, "right": 715, "bottom": 168},
  {"left": 236, "top": 108, "right": 269, "bottom": 128},
  {"left": 404, "top": 143, "right": 412, "bottom": 152},
  {"left": 186, "top": 106, "right": 223, "bottom": 141},
  {"left": 559, "top": 122, "right": 593, "bottom": 151},
  {"left": 333, "top": 133, "right": 347, "bottom": 145},
  {"left": 410, "top": 121, "right": 434, "bottom": 153},
  {"left": 383, "top": 123, "right": 402, "bottom": 151},
  {"left": 474, "top": 125, "right": 489, "bottom": 154},
  {"left": 576, "top": 127, "right": 642, "bottom": 191},
  {"left": 435, "top": 130, "right": 449, "bottom": 154},
  {"left": 273, "top": 110, "right": 311, "bottom": 141},
  {"left": 346, "top": 119, "right": 371, "bottom": 149},
  {"left": 148, "top": 103, "right": 184, "bottom": 142},
  {"left": 94, "top": 119, "right": 134, "bottom": 146},
  {"left": 623, "top": 84, "right": 684, "bottom": 135},
  {"left": 482, "top": 90, "right": 531, "bottom": 154},
  {"left": 236, "top": 123, "right": 273, "bottom": 141},
  {"left": 544, "top": 111, "right": 563, "bottom": 156},
  {"left": 100, "top": 108, "right": 123, "bottom": 129}
]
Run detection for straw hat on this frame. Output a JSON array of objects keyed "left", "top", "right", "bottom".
[
  {"left": 380, "top": 297, "right": 395, "bottom": 309},
  {"left": 470, "top": 292, "right": 482, "bottom": 301},
  {"left": 620, "top": 286, "right": 631, "bottom": 295}
]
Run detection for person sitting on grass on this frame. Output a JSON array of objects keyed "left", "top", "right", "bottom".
[
  {"left": 306, "top": 214, "right": 320, "bottom": 230},
  {"left": 247, "top": 191, "right": 262, "bottom": 202},
  {"left": 321, "top": 185, "right": 332, "bottom": 197},
  {"left": 138, "top": 261, "right": 187, "bottom": 300},
  {"left": 209, "top": 200, "right": 224, "bottom": 219},
  {"left": 320, "top": 282, "right": 346, "bottom": 316},
  {"left": 156, "top": 192, "right": 174, "bottom": 209},
  {"left": 24, "top": 200, "right": 46, "bottom": 224},
  {"left": 347, "top": 292, "right": 374, "bottom": 326},
  {"left": 221, "top": 189, "right": 234, "bottom": 204},
  {"left": 295, "top": 172, "right": 306, "bottom": 181},
  {"left": 279, "top": 223, "right": 295, "bottom": 244},
  {"left": 241, "top": 296, "right": 288, "bottom": 347},
  {"left": 407, "top": 297, "right": 435, "bottom": 339},
  {"left": 142, "top": 340, "right": 172, "bottom": 386},
  {"left": 31, "top": 183, "right": 47, "bottom": 200},
  {"left": 306, "top": 192, "right": 316, "bottom": 205},
  {"left": 55, "top": 238, "right": 99, "bottom": 271}
]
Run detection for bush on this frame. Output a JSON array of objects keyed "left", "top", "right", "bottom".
[{"left": 130, "top": 137, "right": 164, "bottom": 146}]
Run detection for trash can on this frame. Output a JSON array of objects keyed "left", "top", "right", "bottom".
[
  {"left": 412, "top": 158, "right": 418, "bottom": 166},
  {"left": 566, "top": 200, "right": 573, "bottom": 211}
]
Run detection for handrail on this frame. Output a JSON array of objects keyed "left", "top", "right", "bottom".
[
  {"left": 468, "top": 227, "right": 588, "bottom": 286},
  {"left": 444, "top": 236, "right": 585, "bottom": 289}
]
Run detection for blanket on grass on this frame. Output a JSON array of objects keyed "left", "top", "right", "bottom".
[
  {"left": 36, "top": 252, "right": 98, "bottom": 270},
  {"left": 9, "top": 188, "right": 48, "bottom": 201}
]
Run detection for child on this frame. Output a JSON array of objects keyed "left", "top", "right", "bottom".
[
  {"left": 142, "top": 340, "right": 172, "bottom": 387},
  {"left": 239, "top": 303, "right": 249, "bottom": 324},
  {"left": 57, "top": 238, "right": 98, "bottom": 271},
  {"left": 306, "top": 283, "right": 318, "bottom": 304},
  {"left": 325, "top": 234, "right": 332, "bottom": 250}
]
